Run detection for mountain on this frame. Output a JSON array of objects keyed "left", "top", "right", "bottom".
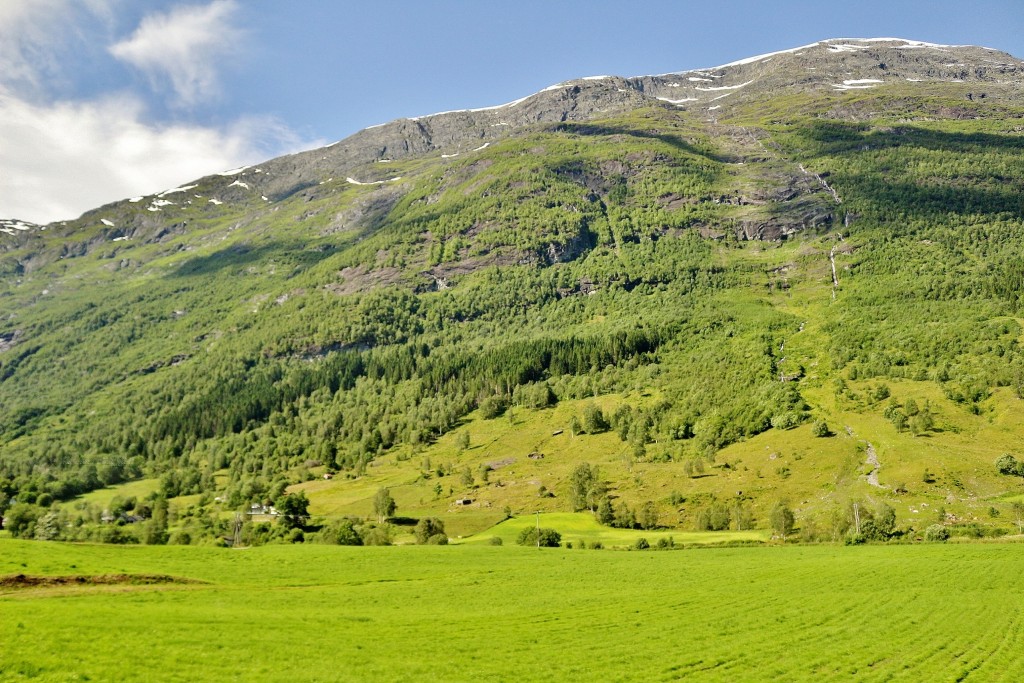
[{"left": 3, "top": 38, "right": 1024, "bottom": 544}]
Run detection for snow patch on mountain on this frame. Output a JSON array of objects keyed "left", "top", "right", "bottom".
[
  {"left": 714, "top": 40, "right": 823, "bottom": 68},
  {"left": 695, "top": 80, "right": 754, "bottom": 92},
  {"left": 345, "top": 177, "right": 402, "bottom": 186},
  {"left": 159, "top": 184, "right": 198, "bottom": 197},
  {"left": 0, "top": 219, "right": 42, "bottom": 236},
  {"left": 147, "top": 199, "right": 175, "bottom": 212}
]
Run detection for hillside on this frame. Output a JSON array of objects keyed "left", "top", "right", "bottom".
[{"left": 2, "top": 38, "right": 1024, "bottom": 544}]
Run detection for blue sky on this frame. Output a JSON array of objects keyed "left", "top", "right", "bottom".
[{"left": 2, "top": 0, "right": 1022, "bottom": 223}]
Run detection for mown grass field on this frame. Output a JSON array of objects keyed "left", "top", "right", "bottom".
[{"left": 2, "top": 539, "right": 1024, "bottom": 682}]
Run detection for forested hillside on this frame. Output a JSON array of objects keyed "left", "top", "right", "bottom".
[{"left": 2, "top": 38, "right": 1024, "bottom": 544}]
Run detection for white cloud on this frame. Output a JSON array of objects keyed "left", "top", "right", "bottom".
[
  {"left": 0, "top": 88, "right": 319, "bottom": 224},
  {"left": 0, "top": 1, "right": 321, "bottom": 224},
  {"left": 110, "top": 0, "right": 243, "bottom": 107},
  {"left": 0, "top": 0, "right": 118, "bottom": 94}
]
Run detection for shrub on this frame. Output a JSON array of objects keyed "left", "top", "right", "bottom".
[
  {"left": 168, "top": 530, "right": 192, "bottom": 545},
  {"left": 924, "top": 524, "right": 950, "bottom": 542},
  {"left": 488, "top": 536, "right": 503, "bottom": 546},
  {"left": 324, "top": 518, "right": 363, "bottom": 546},
  {"left": 811, "top": 420, "right": 831, "bottom": 437},
  {"left": 634, "top": 537, "right": 650, "bottom": 550},
  {"left": 695, "top": 502, "right": 731, "bottom": 531},
  {"left": 361, "top": 524, "right": 393, "bottom": 546},
  {"left": 414, "top": 517, "right": 446, "bottom": 544},
  {"left": 995, "top": 453, "right": 1023, "bottom": 477},
  {"left": 516, "top": 526, "right": 561, "bottom": 547},
  {"left": 2, "top": 503, "right": 39, "bottom": 539},
  {"left": 479, "top": 395, "right": 509, "bottom": 419},
  {"left": 770, "top": 412, "right": 801, "bottom": 430}
]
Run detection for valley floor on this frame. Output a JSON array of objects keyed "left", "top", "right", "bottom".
[{"left": 2, "top": 539, "right": 1023, "bottom": 681}]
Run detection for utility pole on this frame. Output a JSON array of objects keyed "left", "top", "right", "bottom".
[
  {"left": 536, "top": 511, "right": 540, "bottom": 550},
  {"left": 853, "top": 502, "right": 861, "bottom": 536}
]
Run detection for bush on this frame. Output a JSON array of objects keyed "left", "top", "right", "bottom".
[
  {"left": 695, "top": 502, "right": 731, "bottom": 531},
  {"left": 995, "top": 453, "right": 1023, "bottom": 477},
  {"left": 324, "top": 518, "right": 363, "bottom": 546},
  {"left": 633, "top": 537, "right": 650, "bottom": 550},
  {"left": 361, "top": 524, "right": 393, "bottom": 546},
  {"left": 99, "top": 525, "right": 139, "bottom": 544},
  {"left": 770, "top": 412, "right": 802, "bottom": 430},
  {"left": 516, "top": 526, "right": 561, "bottom": 547},
  {"left": 426, "top": 533, "right": 449, "bottom": 545},
  {"left": 2, "top": 503, "right": 39, "bottom": 539},
  {"left": 488, "top": 536, "right": 503, "bottom": 546},
  {"left": 811, "top": 420, "right": 831, "bottom": 437},
  {"left": 924, "top": 524, "right": 950, "bottom": 542},
  {"left": 479, "top": 395, "right": 509, "bottom": 419},
  {"left": 414, "top": 517, "right": 446, "bottom": 544},
  {"left": 168, "top": 530, "right": 192, "bottom": 545}
]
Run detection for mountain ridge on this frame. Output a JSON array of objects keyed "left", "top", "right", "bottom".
[{"left": 3, "top": 37, "right": 1021, "bottom": 234}]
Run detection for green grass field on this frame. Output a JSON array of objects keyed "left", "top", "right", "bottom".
[
  {"left": 458, "top": 512, "right": 768, "bottom": 547},
  {"left": 3, "top": 539, "right": 1024, "bottom": 682}
]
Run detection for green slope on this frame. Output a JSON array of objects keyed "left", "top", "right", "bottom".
[{"left": 3, "top": 54, "right": 1024, "bottom": 545}]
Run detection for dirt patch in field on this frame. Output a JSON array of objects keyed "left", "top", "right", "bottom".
[{"left": 0, "top": 573, "right": 205, "bottom": 590}]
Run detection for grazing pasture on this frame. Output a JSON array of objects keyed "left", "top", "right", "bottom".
[{"left": 2, "top": 539, "right": 1023, "bottom": 681}]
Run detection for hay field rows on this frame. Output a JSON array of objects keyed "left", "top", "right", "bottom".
[{"left": 2, "top": 539, "right": 1023, "bottom": 681}]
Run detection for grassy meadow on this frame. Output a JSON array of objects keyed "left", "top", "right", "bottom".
[
  {"left": 457, "top": 512, "right": 767, "bottom": 547},
  {"left": 3, "top": 538, "right": 1024, "bottom": 682}
]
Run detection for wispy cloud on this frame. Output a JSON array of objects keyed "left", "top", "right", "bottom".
[
  {"left": 110, "top": 0, "right": 244, "bottom": 107},
  {"left": 0, "top": 90, "right": 314, "bottom": 224},
  {"left": 0, "top": 0, "right": 118, "bottom": 95},
  {"left": 0, "top": 1, "right": 318, "bottom": 223}
]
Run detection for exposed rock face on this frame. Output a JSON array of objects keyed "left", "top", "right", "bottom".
[
  {"left": 3, "top": 37, "right": 1022, "bottom": 263},
  {"left": 189, "top": 39, "right": 1024, "bottom": 211}
]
